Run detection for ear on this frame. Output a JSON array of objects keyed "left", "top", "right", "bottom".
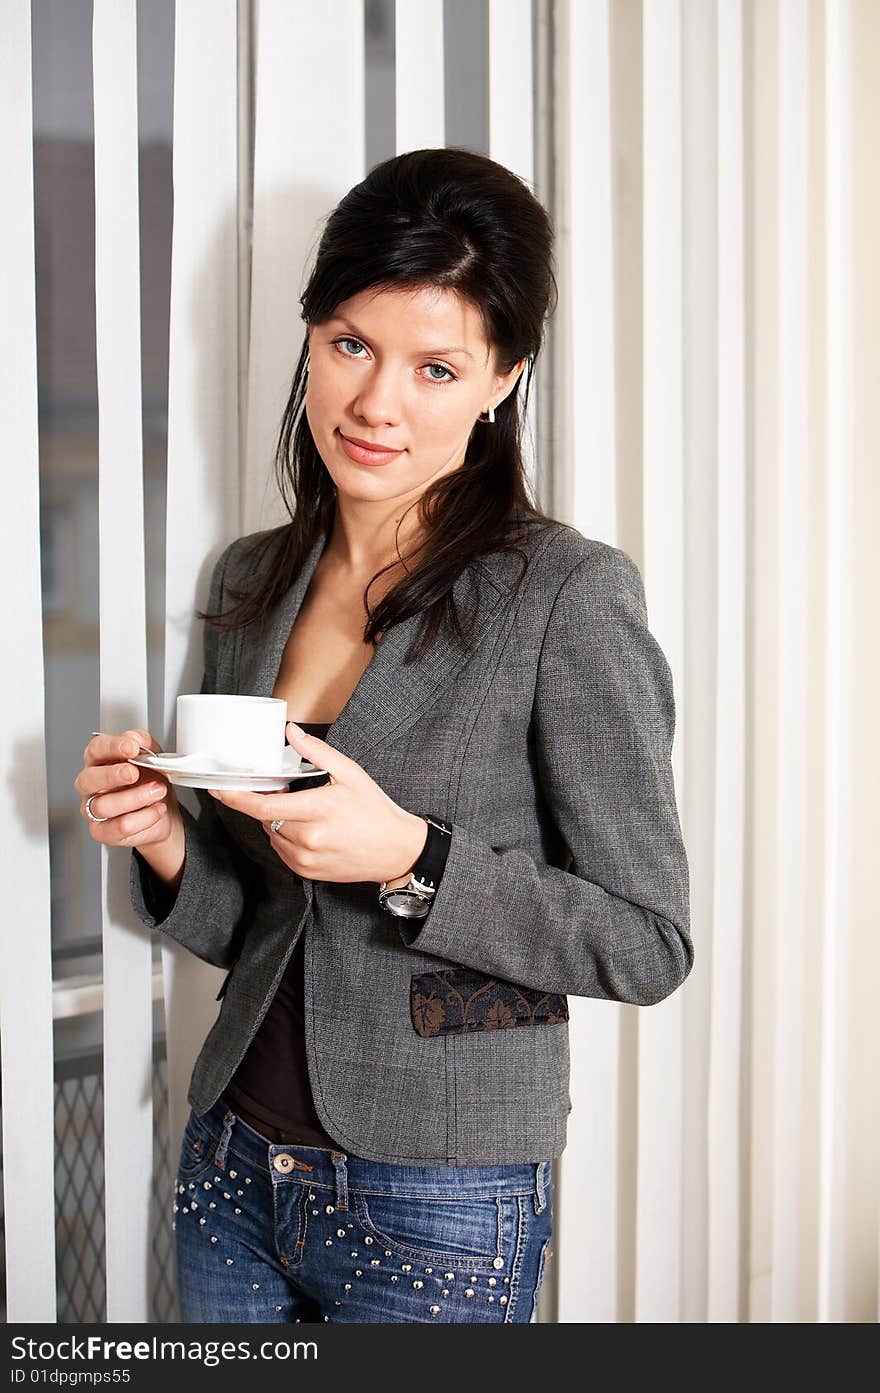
[{"left": 488, "top": 357, "right": 527, "bottom": 413}]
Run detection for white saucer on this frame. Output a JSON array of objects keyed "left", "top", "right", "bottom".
[{"left": 130, "top": 750, "right": 328, "bottom": 792}]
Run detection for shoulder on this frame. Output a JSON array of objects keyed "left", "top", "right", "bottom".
[
  {"left": 482, "top": 514, "right": 645, "bottom": 616},
  {"left": 207, "top": 526, "right": 290, "bottom": 604}
]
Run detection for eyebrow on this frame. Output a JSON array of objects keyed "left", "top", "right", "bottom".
[{"left": 330, "top": 316, "right": 475, "bottom": 361}]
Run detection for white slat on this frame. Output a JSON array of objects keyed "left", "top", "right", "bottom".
[
  {"left": 707, "top": 0, "right": 747, "bottom": 1323},
  {"left": 552, "top": 0, "right": 623, "bottom": 1325},
  {"left": 552, "top": 0, "right": 616, "bottom": 541},
  {"left": 746, "top": 0, "right": 778, "bottom": 1322},
  {"left": 243, "top": 0, "right": 365, "bottom": 533},
  {"left": 395, "top": 0, "right": 444, "bottom": 152},
  {"left": 488, "top": 0, "right": 538, "bottom": 490},
  {"left": 771, "top": 0, "right": 810, "bottom": 1322},
  {"left": 0, "top": 0, "right": 57, "bottom": 1320},
  {"left": 92, "top": 0, "right": 153, "bottom": 1320},
  {"left": 638, "top": 0, "right": 686, "bottom": 1322},
  {"left": 161, "top": 0, "right": 239, "bottom": 1161},
  {"left": 842, "top": 0, "right": 880, "bottom": 1323},
  {"left": 818, "top": 0, "right": 854, "bottom": 1325},
  {"left": 488, "top": 0, "right": 533, "bottom": 184},
  {"left": 679, "top": 0, "right": 719, "bottom": 1323}
]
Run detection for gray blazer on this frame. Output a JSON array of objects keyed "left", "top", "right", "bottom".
[{"left": 130, "top": 515, "right": 692, "bottom": 1165}]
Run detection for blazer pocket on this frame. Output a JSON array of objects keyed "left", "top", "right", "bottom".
[{"left": 410, "top": 966, "right": 569, "bottom": 1038}]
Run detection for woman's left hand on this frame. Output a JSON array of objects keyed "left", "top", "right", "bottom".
[{"left": 207, "top": 722, "right": 428, "bottom": 886}]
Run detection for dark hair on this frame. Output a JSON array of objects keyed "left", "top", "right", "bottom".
[{"left": 205, "top": 147, "right": 559, "bottom": 661}]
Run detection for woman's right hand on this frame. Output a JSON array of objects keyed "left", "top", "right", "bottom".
[{"left": 75, "top": 729, "right": 181, "bottom": 849}]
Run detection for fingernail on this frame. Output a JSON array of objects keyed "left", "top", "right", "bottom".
[{"left": 287, "top": 721, "right": 306, "bottom": 739}]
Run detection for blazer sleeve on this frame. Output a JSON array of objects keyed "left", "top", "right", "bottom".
[
  {"left": 128, "top": 540, "right": 258, "bottom": 970},
  {"left": 399, "top": 545, "right": 693, "bottom": 1007}
]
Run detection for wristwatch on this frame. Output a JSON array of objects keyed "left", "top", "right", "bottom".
[{"left": 378, "top": 815, "right": 453, "bottom": 919}]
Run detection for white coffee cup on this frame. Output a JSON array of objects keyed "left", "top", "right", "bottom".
[{"left": 176, "top": 694, "right": 288, "bottom": 772}]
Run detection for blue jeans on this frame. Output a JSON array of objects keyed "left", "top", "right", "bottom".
[{"left": 173, "top": 1097, "right": 554, "bottom": 1323}]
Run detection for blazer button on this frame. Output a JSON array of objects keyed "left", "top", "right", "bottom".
[{"left": 273, "top": 1153, "right": 294, "bottom": 1173}]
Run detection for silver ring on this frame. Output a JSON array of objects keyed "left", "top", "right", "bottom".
[
  {"left": 270, "top": 819, "right": 285, "bottom": 834},
  {"left": 85, "top": 794, "right": 110, "bottom": 824}
]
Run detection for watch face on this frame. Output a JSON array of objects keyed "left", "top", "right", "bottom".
[{"left": 384, "top": 889, "right": 432, "bottom": 919}]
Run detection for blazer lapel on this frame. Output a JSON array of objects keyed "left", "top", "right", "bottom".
[
  {"left": 328, "top": 555, "right": 511, "bottom": 767},
  {"left": 237, "top": 523, "right": 518, "bottom": 770}
]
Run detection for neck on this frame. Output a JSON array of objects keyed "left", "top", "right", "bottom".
[{"left": 327, "top": 493, "right": 426, "bottom": 574}]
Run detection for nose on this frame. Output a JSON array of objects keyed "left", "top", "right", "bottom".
[{"left": 351, "top": 363, "right": 402, "bottom": 429}]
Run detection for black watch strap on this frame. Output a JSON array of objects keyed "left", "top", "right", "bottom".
[{"left": 410, "top": 814, "right": 453, "bottom": 892}]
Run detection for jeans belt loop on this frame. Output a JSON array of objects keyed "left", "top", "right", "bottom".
[
  {"left": 214, "top": 1110, "right": 235, "bottom": 1171},
  {"left": 533, "top": 1160, "right": 548, "bottom": 1215},
  {"left": 331, "top": 1151, "right": 349, "bottom": 1210}
]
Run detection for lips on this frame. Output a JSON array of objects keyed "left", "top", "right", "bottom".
[{"left": 336, "top": 431, "right": 404, "bottom": 467}]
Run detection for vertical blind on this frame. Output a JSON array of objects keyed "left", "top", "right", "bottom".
[
  {"left": 637, "top": 0, "right": 686, "bottom": 1323},
  {"left": 1, "top": 0, "right": 877, "bottom": 1324},
  {"left": 708, "top": 0, "right": 747, "bottom": 1323},
  {"left": 0, "top": 0, "right": 57, "bottom": 1323},
  {"left": 92, "top": 0, "right": 153, "bottom": 1321},
  {"left": 396, "top": 0, "right": 444, "bottom": 150},
  {"left": 244, "top": 0, "right": 365, "bottom": 535},
  {"left": 160, "top": 0, "right": 239, "bottom": 1192},
  {"left": 552, "top": 0, "right": 621, "bottom": 1324}
]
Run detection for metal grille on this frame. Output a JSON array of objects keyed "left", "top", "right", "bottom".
[
  {"left": 55, "top": 1064, "right": 106, "bottom": 1322},
  {"left": 148, "top": 1052, "right": 177, "bottom": 1323},
  {"left": 0, "top": 1041, "right": 177, "bottom": 1323}
]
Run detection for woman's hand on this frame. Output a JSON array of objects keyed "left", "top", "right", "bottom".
[
  {"left": 75, "top": 729, "right": 180, "bottom": 850},
  {"left": 207, "top": 722, "right": 428, "bottom": 886}
]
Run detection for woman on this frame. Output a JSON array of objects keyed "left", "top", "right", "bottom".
[{"left": 74, "top": 148, "right": 692, "bottom": 1324}]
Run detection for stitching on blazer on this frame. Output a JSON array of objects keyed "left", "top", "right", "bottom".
[
  {"left": 439, "top": 525, "right": 573, "bottom": 1161},
  {"left": 449, "top": 525, "right": 576, "bottom": 814}
]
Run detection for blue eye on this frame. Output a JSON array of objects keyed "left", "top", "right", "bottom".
[
  {"left": 332, "top": 336, "right": 457, "bottom": 383},
  {"left": 423, "top": 363, "right": 456, "bottom": 383}
]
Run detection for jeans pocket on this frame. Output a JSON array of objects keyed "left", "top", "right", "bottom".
[
  {"left": 529, "top": 1237, "right": 552, "bottom": 1322},
  {"left": 177, "top": 1109, "right": 220, "bottom": 1181},
  {"left": 354, "top": 1192, "right": 507, "bottom": 1271}
]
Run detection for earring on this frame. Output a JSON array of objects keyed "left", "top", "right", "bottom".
[{"left": 478, "top": 405, "right": 495, "bottom": 424}]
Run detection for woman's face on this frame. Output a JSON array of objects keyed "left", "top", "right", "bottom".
[{"left": 305, "top": 284, "right": 523, "bottom": 510}]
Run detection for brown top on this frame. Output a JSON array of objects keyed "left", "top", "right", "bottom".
[{"left": 223, "top": 722, "right": 339, "bottom": 1148}]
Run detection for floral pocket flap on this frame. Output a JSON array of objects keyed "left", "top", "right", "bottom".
[{"left": 410, "top": 967, "right": 569, "bottom": 1038}]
